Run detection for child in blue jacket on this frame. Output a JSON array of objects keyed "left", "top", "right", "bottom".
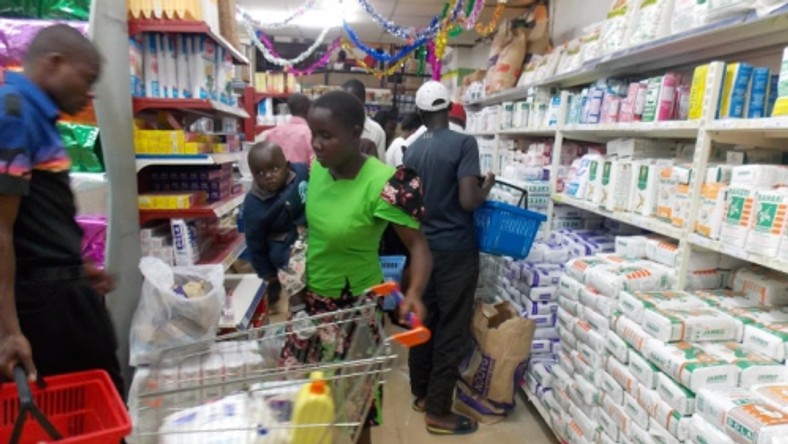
[{"left": 243, "top": 142, "right": 308, "bottom": 312}]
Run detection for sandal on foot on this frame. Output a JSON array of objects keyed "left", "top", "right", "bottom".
[
  {"left": 426, "top": 415, "right": 478, "bottom": 435},
  {"left": 412, "top": 399, "right": 426, "bottom": 413}
]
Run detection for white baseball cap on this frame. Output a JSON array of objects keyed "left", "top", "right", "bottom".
[{"left": 415, "top": 81, "right": 451, "bottom": 112}]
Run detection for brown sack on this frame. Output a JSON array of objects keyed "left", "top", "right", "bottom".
[
  {"left": 484, "top": 20, "right": 529, "bottom": 94},
  {"left": 459, "top": 301, "right": 536, "bottom": 406}
]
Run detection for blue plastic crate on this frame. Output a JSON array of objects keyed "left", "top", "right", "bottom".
[{"left": 475, "top": 201, "right": 547, "bottom": 259}]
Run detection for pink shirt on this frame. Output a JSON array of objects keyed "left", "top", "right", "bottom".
[{"left": 264, "top": 116, "right": 313, "bottom": 164}]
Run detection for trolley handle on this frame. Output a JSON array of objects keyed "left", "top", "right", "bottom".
[
  {"left": 368, "top": 283, "right": 431, "bottom": 347},
  {"left": 10, "top": 366, "right": 62, "bottom": 444},
  {"left": 493, "top": 179, "right": 530, "bottom": 209}
]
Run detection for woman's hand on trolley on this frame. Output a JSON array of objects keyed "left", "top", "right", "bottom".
[{"left": 399, "top": 290, "right": 427, "bottom": 326}]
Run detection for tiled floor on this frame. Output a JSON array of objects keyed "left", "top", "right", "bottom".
[{"left": 371, "top": 345, "right": 558, "bottom": 444}]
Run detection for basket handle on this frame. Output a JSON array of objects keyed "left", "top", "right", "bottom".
[
  {"left": 10, "top": 366, "right": 62, "bottom": 444},
  {"left": 493, "top": 179, "right": 529, "bottom": 209}
]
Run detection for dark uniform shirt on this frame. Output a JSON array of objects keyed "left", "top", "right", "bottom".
[{"left": 0, "top": 72, "right": 83, "bottom": 272}]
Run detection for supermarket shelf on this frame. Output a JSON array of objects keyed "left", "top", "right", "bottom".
[
  {"left": 135, "top": 153, "right": 242, "bottom": 172},
  {"left": 468, "top": 9, "right": 788, "bottom": 107},
  {"left": 468, "top": 131, "right": 497, "bottom": 137},
  {"left": 133, "top": 98, "right": 250, "bottom": 119},
  {"left": 521, "top": 387, "right": 567, "bottom": 444},
  {"left": 498, "top": 127, "right": 557, "bottom": 137},
  {"left": 139, "top": 193, "right": 244, "bottom": 224},
  {"left": 552, "top": 194, "right": 683, "bottom": 240},
  {"left": 198, "top": 233, "right": 246, "bottom": 271},
  {"left": 561, "top": 120, "right": 701, "bottom": 140},
  {"left": 688, "top": 234, "right": 788, "bottom": 275},
  {"left": 128, "top": 19, "right": 249, "bottom": 65}
]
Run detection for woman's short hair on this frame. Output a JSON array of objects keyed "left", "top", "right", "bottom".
[{"left": 313, "top": 90, "right": 366, "bottom": 131}]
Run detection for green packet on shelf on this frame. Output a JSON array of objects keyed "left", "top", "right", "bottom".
[
  {"left": 0, "top": 0, "right": 90, "bottom": 20},
  {"left": 57, "top": 122, "right": 104, "bottom": 172}
]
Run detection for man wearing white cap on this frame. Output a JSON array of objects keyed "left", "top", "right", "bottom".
[{"left": 404, "top": 80, "right": 495, "bottom": 435}]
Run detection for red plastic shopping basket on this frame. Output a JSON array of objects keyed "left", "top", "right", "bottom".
[{"left": 0, "top": 368, "right": 130, "bottom": 444}]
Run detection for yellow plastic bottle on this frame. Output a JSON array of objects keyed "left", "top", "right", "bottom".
[{"left": 291, "top": 372, "right": 335, "bottom": 444}]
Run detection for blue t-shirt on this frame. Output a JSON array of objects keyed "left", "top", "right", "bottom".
[
  {"left": 403, "top": 128, "right": 481, "bottom": 251},
  {"left": 0, "top": 72, "right": 83, "bottom": 270}
]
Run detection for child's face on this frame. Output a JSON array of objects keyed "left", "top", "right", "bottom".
[{"left": 251, "top": 150, "right": 289, "bottom": 192}]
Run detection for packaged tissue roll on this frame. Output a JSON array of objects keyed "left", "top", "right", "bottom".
[
  {"left": 724, "top": 306, "right": 788, "bottom": 361},
  {"left": 606, "top": 330, "right": 631, "bottom": 364},
  {"left": 694, "top": 289, "right": 757, "bottom": 309},
  {"left": 700, "top": 342, "right": 786, "bottom": 388},
  {"left": 644, "top": 340, "right": 740, "bottom": 392},
  {"left": 731, "top": 266, "right": 788, "bottom": 306},
  {"left": 565, "top": 257, "right": 613, "bottom": 283},
  {"left": 612, "top": 312, "right": 652, "bottom": 352},
  {"left": 641, "top": 306, "right": 742, "bottom": 343},
  {"left": 656, "top": 372, "right": 696, "bottom": 416},
  {"left": 696, "top": 387, "right": 788, "bottom": 444},
  {"left": 586, "top": 265, "right": 670, "bottom": 298},
  {"left": 628, "top": 350, "right": 662, "bottom": 389},
  {"left": 752, "top": 384, "right": 788, "bottom": 413},
  {"left": 618, "top": 290, "right": 702, "bottom": 323},
  {"left": 688, "top": 414, "right": 736, "bottom": 444}
]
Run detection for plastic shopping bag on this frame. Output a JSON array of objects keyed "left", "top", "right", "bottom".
[{"left": 129, "top": 257, "right": 224, "bottom": 366}]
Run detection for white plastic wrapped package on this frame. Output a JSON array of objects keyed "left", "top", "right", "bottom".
[
  {"left": 688, "top": 414, "right": 735, "bottom": 444},
  {"left": 574, "top": 351, "right": 602, "bottom": 385},
  {"left": 700, "top": 342, "right": 786, "bottom": 388},
  {"left": 581, "top": 304, "right": 611, "bottom": 333},
  {"left": 528, "top": 285, "right": 559, "bottom": 302},
  {"left": 565, "top": 257, "right": 614, "bottom": 283},
  {"left": 559, "top": 349, "right": 576, "bottom": 374},
  {"left": 521, "top": 263, "right": 564, "bottom": 287},
  {"left": 648, "top": 417, "right": 684, "bottom": 444},
  {"left": 624, "top": 392, "right": 650, "bottom": 429},
  {"left": 573, "top": 318, "right": 594, "bottom": 345},
  {"left": 671, "top": 0, "right": 710, "bottom": 34},
  {"left": 652, "top": 395, "right": 691, "bottom": 441},
  {"left": 578, "top": 341, "right": 604, "bottom": 369},
  {"left": 607, "top": 356, "right": 639, "bottom": 394},
  {"left": 601, "top": 371, "right": 626, "bottom": 405},
  {"left": 628, "top": 350, "right": 662, "bottom": 389},
  {"left": 531, "top": 339, "right": 555, "bottom": 355},
  {"left": 575, "top": 373, "right": 602, "bottom": 406},
  {"left": 618, "top": 290, "right": 702, "bottom": 323},
  {"left": 731, "top": 266, "right": 788, "bottom": 306},
  {"left": 600, "top": 1, "right": 641, "bottom": 55},
  {"left": 606, "top": 330, "right": 631, "bottom": 364},
  {"left": 580, "top": 286, "right": 617, "bottom": 317},
  {"left": 602, "top": 392, "right": 631, "bottom": 436},
  {"left": 645, "top": 238, "right": 681, "bottom": 267},
  {"left": 752, "top": 383, "right": 788, "bottom": 414},
  {"left": 696, "top": 387, "right": 788, "bottom": 444},
  {"left": 523, "top": 299, "right": 559, "bottom": 316},
  {"left": 656, "top": 372, "right": 695, "bottom": 416},
  {"left": 641, "top": 306, "right": 743, "bottom": 343},
  {"left": 707, "top": 0, "right": 758, "bottom": 20},
  {"left": 532, "top": 362, "right": 555, "bottom": 387},
  {"left": 130, "top": 257, "right": 224, "bottom": 366},
  {"left": 552, "top": 362, "right": 573, "bottom": 391},
  {"left": 694, "top": 289, "right": 756, "bottom": 309},
  {"left": 598, "top": 407, "right": 621, "bottom": 442},
  {"left": 557, "top": 307, "right": 576, "bottom": 330},
  {"left": 615, "top": 235, "right": 651, "bottom": 258},
  {"left": 613, "top": 312, "right": 654, "bottom": 352},
  {"left": 597, "top": 253, "right": 651, "bottom": 267},
  {"left": 631, "top": 0, "right": 676, "bottom": 45},
  {"left": 586, "top": 265, "right": 670, "bottom": 298},
  {"left": 726, "top": 307, "right": 788, "bottom": 361},
  {"left": 534, "top": 327, "right": 560, "bottom": 340},
  {"left": 685, "top": 269, "right": 724, "bottom": 290},
  {"left": 559, "top": 297, "right": 581, "bottom": 317},
  {"left": 558, "top": 274, "right": 583, "bottom": 301},
  {"left": 644, "top": 340, "right": 740, "bottom": 392}
]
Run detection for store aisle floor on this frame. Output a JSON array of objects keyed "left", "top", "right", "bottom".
[{"left": 371, "top": 345, "right": 558, "bottom": 444}]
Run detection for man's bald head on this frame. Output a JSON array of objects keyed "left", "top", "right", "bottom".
[{"left": 23, "top": 24, "right": 102, "bottom": 115}]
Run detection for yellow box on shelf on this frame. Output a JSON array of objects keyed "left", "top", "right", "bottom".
[{"left": 138, "top": 192, "right": 203, "bottom": 210}]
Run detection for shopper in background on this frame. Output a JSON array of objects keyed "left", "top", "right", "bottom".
[
  {"left": 374, "top": 109, "right": 399, "bottom": 148},
  {"left": 243, "top": 142, "right": 308, "bottom": 315},
  {"left": 449, "top": 102, "right": 467, "bottom": 132},
  {"left": 404, "top": 81, "right": 495, "bottom": 435},
  {"left": 342, "top": 79, "right": 387, "bottom": 159},
  {"left": 385, "top": 112, "right": 423, "bottom": 168},
  {"left": 0, "top": 25, "right": 124, "bottom": 397},
  {"left": 262, "top": 93, "right": 313, "bottom": 164},
  {"left": 282, "top": 90, "right": 432, "bottom": 444}
]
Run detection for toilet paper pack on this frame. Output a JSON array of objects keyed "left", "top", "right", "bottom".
[
  {"left": 558, "top": 324, "right": 578, "bottom": 350},
  {"left": 744, "top": 323, "right": 788, "bottom": 362},
  {"left": 696, "top": 387, "right": 788, "bottom": 444},
  {"left": 578, "top": 340, "right": 604, "bottom": 369},
  {"left": 579, "top": 286, "right": 617, "bottom": 317},
  {"left": 613, "top": 312, "right": 653, "bottom": 352},
  {"left": 606, "top": 330, "right": 631, "bottom": 364},
  {"left": 635, "top": 383, "right": 661, "bottom": 417},
  {"left": 566, "top": 257, "right": 614, "bottom": 283},
  {"left": 700, "top": 342, "right": 786, "bottom": 388},
  {"left": 747, "top": 188, "right": 788, "bottom": 258},
  {"left": 603, "top": 392, "right": 632, "bottom": 437},
  {"left": 552, "top": 363, "right": 573, "bottom": 391},
  {"left": 574, "top": 351, "right": 602, "bottom": 385},
  {"left": 641, "top": 306, "right": 742, "bottom": 343},
  {"left": 721, "top": 186, "right": 759, "bottom": 248},
  {"left": 559, "top": 349, "right": 575, "bottom": 374},
  {"left": 629, "top": 350, "right": 662, "bottom": 388},
  {"left": 571, "top": 400, "right": 601, "bottom": 442},
  {"left": 688, "top": 414, "right": 736, "bottom": 444},
  {"left": 558, "top": 275, "right": 583, "bottom": 301},
  {"left": 652, "top": 394, "right": 692, "bottom": 440},
  {"left": 618, "top": 290, "right": 703, "bottom": 323},
  {"left": 559, "top": 297, "right": 580, "bottom": 317},
  {"left": 598, "top": 406, "right": 622, "bottom": 442},
  {"left": 575, "top": 373, "right": 602, "bottom": 406},
  {"left": 608, "top": 356, "right": 639, "bottom": 394},
  {"left": 624, "top": 392, "right": 651, "bottom": 429},
  {"left": 587, "top": 265, "right": 671, "bottom": 298},
  {"left": 615, "top": 235, "right": 652, "bottom": 259},
  {"left": 644, "top": 340, "right": 740, "bottom": 392},
  {"left": 557, "top": 307, "right": 576, "bottom": 329},
  {"left": 581, "top": 304, "right": 611, "bottom": 333},
  {"left": 694, "top": 289, "right": 756, "bottom": 309},
  {"left": 648, "top": 417, "right": 683, "bottom": 444},
  {"left": 602, "top": 370, "right": 627, "bottom": 405},
  {"left": 752, "top": 383, "right": 788, "bottom": 413},
  {"left": 731, "top": 267, "right": 788, "bottom": 306},
  {"left": 657, "top": 372, "right": 696, "bottom": 416}
]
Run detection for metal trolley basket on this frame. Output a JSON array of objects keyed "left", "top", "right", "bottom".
[{"left": 129, "top": 283, "right": 428, "bottom": 444}]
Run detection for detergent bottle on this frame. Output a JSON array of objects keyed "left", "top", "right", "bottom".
[{"left": 291, "top": 371, "right": 335, "bottom": 444}]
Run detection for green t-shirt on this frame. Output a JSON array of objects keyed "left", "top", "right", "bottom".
[{"left": 306, "top": 158, "right": 420, "bottom": 297}]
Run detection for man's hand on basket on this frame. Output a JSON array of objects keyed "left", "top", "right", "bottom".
[
  {"left": 399, "top": 290, "right": 427, "bottom": 326},
  {"left": 0, "top": 332, "right": 36, "bottom": 382}
]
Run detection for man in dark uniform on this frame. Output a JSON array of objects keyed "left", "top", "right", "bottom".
[{"left": 0, "top": 24, "right": 123, "bottom": 397}]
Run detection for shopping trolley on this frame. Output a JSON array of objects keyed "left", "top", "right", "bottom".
[{"left": 129, "top": 282, "right": 429, "bottom": 444}]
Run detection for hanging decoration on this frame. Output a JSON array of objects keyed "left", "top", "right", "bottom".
[
  {"left": 286, "top": 38, "right": 342, "bottom": 76},
  {"left": 475, "top": 1, "right": 507, "bottom": 37},
  {"left": 427, "top": 40, "right": 442, "bottom": 81},
  {"left": 353, "top": 0, "right": 463, "bottom": 42},
  {"left": 236, "top": 1, "right": 317, "bottom": 30},
  {"left": 449, "top": 0, "right": 484, "bottom": 37},
  {"left": 341, "top": 39, "right": 411, "bottom": 79},
  {"left": 244, "top": 19, "right": 333, "bottom": 67},
  {"left": 343, "top": 22, "right": 427, "bottom": 63},
  {"left": 416, "top": 46, "right": 427, "bottom": 77}
]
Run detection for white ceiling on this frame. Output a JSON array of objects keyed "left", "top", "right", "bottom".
[{"left": 237, "top": 0, "right": 532, "bottom": 45}]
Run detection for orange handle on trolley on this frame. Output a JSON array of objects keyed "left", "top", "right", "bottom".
[{"left": 368, "top": 283, "right": 431, "bottom": 348}]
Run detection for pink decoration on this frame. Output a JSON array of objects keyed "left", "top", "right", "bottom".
[{"left": 286, "top": 38, "right": 341, "bottom": 77}]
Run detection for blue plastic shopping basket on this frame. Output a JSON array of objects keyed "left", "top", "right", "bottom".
[{"left": 475, "top": 180, "right": 547, "bottom": 259}]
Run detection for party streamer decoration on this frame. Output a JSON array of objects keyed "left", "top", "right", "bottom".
[
  {"left": 475, "top": 2, "right": 507, "bottom": 37},
  {"left": 354, "top": 0, "right": 464, "bottom": 42},
  {"left": 236, "top": 1, "right": 317, "bottom": 30},
  {"left": 343, "top": 22, "right": 427, "bottom": 63},
  {"left": 287, "top": 38, "right": 342, "bottom": 76},
  {"left": 244, "top": 19, "right": 333, "bottom": 67},
  {"left": 427, "top": 40, "right": 442, "bottom": 80},
  {"left": 341, "top": 39, "right": 412, "bottom": 79}
]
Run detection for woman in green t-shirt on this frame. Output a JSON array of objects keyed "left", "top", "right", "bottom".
[{"left": 280, "top": 91, "right": 432, "bottom": 441}]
